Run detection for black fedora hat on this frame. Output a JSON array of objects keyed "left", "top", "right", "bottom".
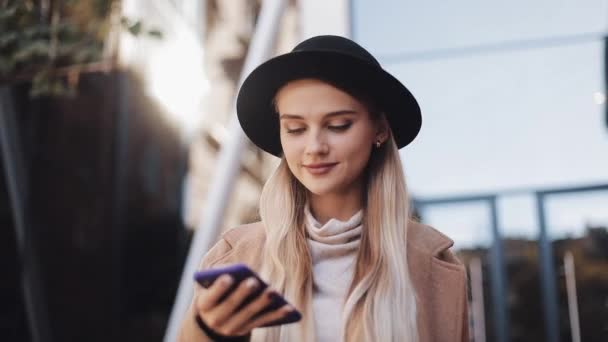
[{"left": 236, "top": 35, "right": 421, "bottom": 157}]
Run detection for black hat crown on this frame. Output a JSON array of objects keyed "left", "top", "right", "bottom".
[{"left": 293, "top": 35, "right": 381, "bottom": 68}]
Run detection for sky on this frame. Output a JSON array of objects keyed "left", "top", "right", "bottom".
[{"left": 352, "top": 0, "right": 608, "bottom": 245}]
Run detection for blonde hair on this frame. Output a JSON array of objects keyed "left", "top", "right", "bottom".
[{"left": 251, "top": 131, "right": 418, "bottom": 341}]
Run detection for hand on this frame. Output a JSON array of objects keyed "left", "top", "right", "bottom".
[{"left": 194, "top": 274, "right": 295, "bottom": 337}]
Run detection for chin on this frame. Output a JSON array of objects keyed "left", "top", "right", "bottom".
[
  {"left": 305, "top": 187, "right": 333, "bottom": 196},
  {"left": 300, "top": 180, "right": 342, "bottom": 196}
]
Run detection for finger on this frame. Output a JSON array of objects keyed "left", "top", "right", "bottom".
[
  {"left": 222, "top": 288, "right": 276, "bottom": 333},
  {"left": 211, "top": 277, "right": 260, "bottom": 324},
  {"left": 195, "top": 274, "right": 234, "bottom": 312},
  {"left": 243, "top": 304, "right": 295, "bottom": 331}
]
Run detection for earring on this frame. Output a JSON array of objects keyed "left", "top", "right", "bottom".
[{"left": 375, "top": 140, "right": 382, "bottom": 148}]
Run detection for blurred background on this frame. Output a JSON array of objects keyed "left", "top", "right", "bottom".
[{"left": 1, "top": 1, "right": 606, "bottom": 341}]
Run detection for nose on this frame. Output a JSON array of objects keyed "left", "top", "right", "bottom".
[{"left": 304, "top": 130, "right": 329, "bottom": 156}]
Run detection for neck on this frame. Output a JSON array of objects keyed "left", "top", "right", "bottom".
[{"left": 308, "top": 179, "right": 364, "bottom": 224}]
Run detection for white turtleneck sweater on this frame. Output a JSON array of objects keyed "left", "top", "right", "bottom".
[{"left": 304, "top": 205, "right": 363, "bottom": 342}]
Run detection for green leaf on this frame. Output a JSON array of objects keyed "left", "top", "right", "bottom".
[
  {"left": 72, "top": 46, "right": 102, "bottom": 63},
  {"left": 58, "top": 22, "right": 79, "bottom": 35},
  {"left": 22, "top": 25, "right": 48, "bottom": 39},
  {"left": 92, "top": 0, "right": 112, "bottom": 18},
  {"left": 128, "top": 21, "right": 142, "bottom": 36},
  {"left": 0, "top": 31, "right": 18, "bottom": 47},
  {"left": 30, "top": 72, "right": 51, "bottom": 97},
  {"left": 50, "top": 79, "right": 67, "bottom": 95},
  {"left": 13, "top": 40, "right": 51, "bottom": 62},
  {"left": 0, "top": 5, "right": 18, "bottom": 21},
  {"left": 0, "top": 56, "right": 16, "bottom": 74},
  {"left": 147, "top": 29, "right": 163, "bottom": 39}
]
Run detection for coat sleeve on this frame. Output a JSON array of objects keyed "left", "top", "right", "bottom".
[{"left": 177, "top": 238, "right": 245, "bottom": 342}]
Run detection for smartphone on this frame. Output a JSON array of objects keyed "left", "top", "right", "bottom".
[{"left": 194, "top": 263, "right": 302, "bottom": 327}]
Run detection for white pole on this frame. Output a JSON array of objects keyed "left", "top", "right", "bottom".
[
  {"left": 163, "top": 0, "right": 287, "bottom": 340},
  {"left": 564, "top": 251, "right": 581, "bottom": 342}
]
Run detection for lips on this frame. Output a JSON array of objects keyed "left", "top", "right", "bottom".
[{"left": 302, "top": 162, "right": 338, "bottom": 175}]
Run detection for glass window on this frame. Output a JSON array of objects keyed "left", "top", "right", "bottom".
[
  {"left": 498, "top": 194, "right": 546, "bottom": 341},
  {"left": 544, "top": 189, "right": 608, "bottom": 341}
]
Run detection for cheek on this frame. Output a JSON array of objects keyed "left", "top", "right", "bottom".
[
  {"left": 334, "top": 128, "right": 373, "bottom": 159},
  {"left": 346, "top": 143, "right": 372, "bottom": 172},
  {"left": 331, "top": 135, "right": 372, "bottom": 176},
  {"left": 280, "top": 136, "right": 303, "bottom": 172}
]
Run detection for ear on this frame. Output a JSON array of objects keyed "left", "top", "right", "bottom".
[{"left": 374, "top": 115, "right": 390, "bottom": 144}]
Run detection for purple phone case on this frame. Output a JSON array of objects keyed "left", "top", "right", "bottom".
[{"left": 194, "top": 263, "right": 301, "bottom": 327}]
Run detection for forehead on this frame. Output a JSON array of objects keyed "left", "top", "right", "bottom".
[{"left": 274, "top": 79, "right": 366, "bottom": 116}]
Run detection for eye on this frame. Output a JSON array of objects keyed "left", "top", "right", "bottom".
[
  {"left": 328, "top": 123, "right": 352, "bottom": 131},
  {"left": 286, "top": 127, "right": 305, "bottom": 134}
]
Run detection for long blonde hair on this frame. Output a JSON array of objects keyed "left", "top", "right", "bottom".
[{"left": 251, "top": 127, "right": 418, "bottom": 341}]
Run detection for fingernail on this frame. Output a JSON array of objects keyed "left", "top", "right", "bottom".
[
  {"left": 284, "top": 305, "right": 294, "bottom": 312},
  {"left": 220, "top": 275, "right": 232, "bottom": 285},
  {"left": 246, "top": 278, "right": 258, "bottom": 288}
]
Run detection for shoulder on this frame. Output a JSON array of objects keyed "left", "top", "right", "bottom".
[
  {"left": 199, "top": 221, "right": 266, "bottom": 269},
  {"left": 221, "top": 221, "right": 266, "bottom": 248},
  {"left": 406, "top": 219, "right": 466, "bottom": 295},
  {"left": 407, "top": 219, "right": 459, "bottom": 262}
]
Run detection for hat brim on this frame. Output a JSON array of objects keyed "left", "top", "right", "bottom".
[{"left": 236, "top": 50, "right": 422, "bottom": 157}]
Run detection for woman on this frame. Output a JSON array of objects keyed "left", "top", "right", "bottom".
[{"left": 179, "top": 35, "right": 468, "bottom": 342}]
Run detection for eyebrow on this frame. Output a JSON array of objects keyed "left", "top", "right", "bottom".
[{"left": 279, "top": 110, "right": 357, "bottom": 120}]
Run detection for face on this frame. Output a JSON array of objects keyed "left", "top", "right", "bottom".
[{"left": 275, "top": 79, "right": 388, "bottom": 196}]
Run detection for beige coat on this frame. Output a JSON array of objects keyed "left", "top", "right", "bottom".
[{"left": 179, "top": 220, "right": 469, "bottom": 342}]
